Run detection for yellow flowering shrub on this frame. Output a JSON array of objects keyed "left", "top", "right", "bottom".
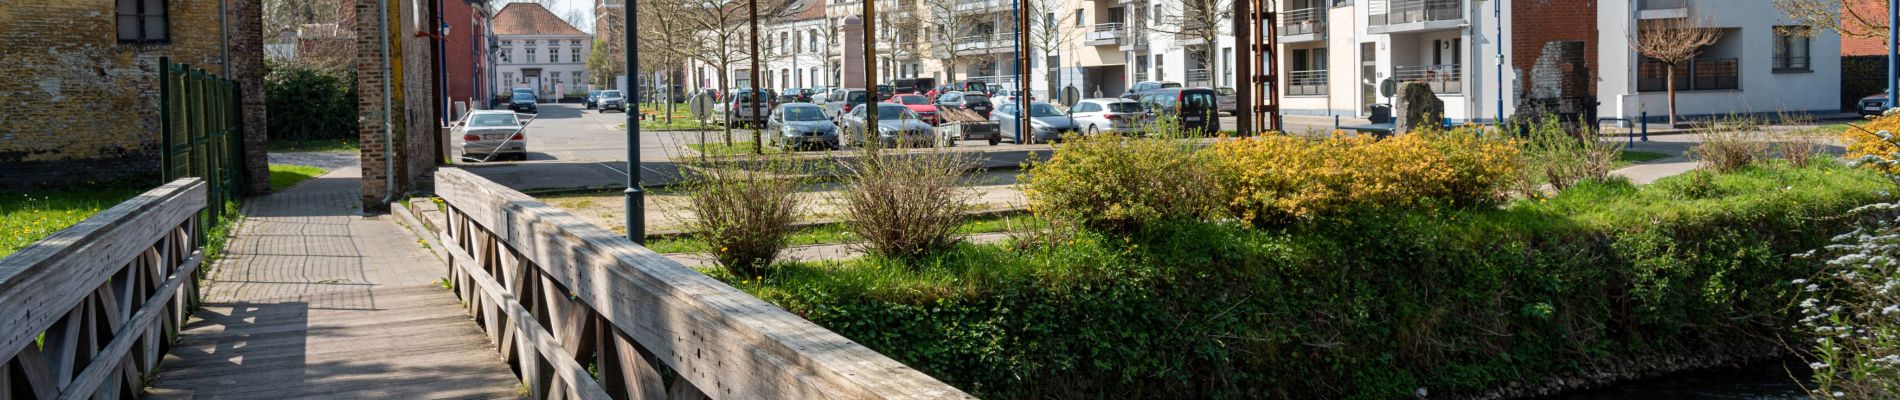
[
  {"left": 1021, "top": 134, "right": 1223, "bottom": 232},
  {"left": 1843, "top": 113, "right": 1900, "bottom": 174},
  {"left": 1210, "top": 128, "right": 1521, "bottom": 226}
]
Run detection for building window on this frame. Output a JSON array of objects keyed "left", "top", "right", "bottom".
[
  {"left": 1639, "top": 57, "right": 1740, "bottom": 92},
  {"left": 570, "top": 39, "right": 581, "bottom": 46},
  {"left": 809, "top": 29, "right": 819, "bottom": 52},
  {"left": 1774, "top": 26, "right": 1811, "bottom": 72},
  {"left": 117, "top": 0, "right": 169, "bottom": 43},
  {"left": 527, "top": 48, "right": 538, "bottom": 63},
  {"left": 571, "top": 47, "right": 580, "bottom": 63},
  {"left": 780, "top": 32, "right": 789, "bottom": 54},
  {"left": 1076, "top": 9, "right": 1085, "bottom": 27},
  {"left": 504, "top": 72, "right": 515, "bottom": 84}
]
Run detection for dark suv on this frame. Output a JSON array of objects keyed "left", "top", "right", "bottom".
[
  {"left": 1136, "top": 88, "right": 1219, "bottom": 134},
  {"left": 509, "top": 89, "right": 538, "bottom": 113}
]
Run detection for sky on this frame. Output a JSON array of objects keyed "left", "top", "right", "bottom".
[{"left": 514, "top": 0, "right": 597, "bottom": 34}]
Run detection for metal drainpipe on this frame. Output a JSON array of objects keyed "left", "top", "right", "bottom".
[
  {"left": 1494, "top": 0, "right": 1503, "bottom": 125},
  {"left": 219, "top": 0, "right": 229, "bottom": 77},
  {"left": 380, "top": 0, "right": 398, "bottom": 206}
]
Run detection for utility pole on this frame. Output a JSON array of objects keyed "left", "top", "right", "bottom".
[
  {"left": 865, "top": 0, "right": 878, "bottom": 144},
  {"left": 750, "top": 0, "right": 765, "bottom": 154},
  {"left": 1234, "top": 0, "right": 1251, "bottom": 136},
  {"left": 1889, "top": 0, "right": 1896, "bottom": 112},
  {"left": 1015, "top": 0, "right": 1029, "bottom": 140},
  {"left": 624, "top": 0, "right": 645, "bottom": 244}
]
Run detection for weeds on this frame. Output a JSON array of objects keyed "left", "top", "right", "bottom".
[
  {"left": 679, "top": 154, "right": 804, "bottom": 276},
  {"left": 1514, "top": 115, "right": 1624, "bottom": 194},
  {"left": 1689, "top": 114, "right": 1772, "bottom": 173},
  {"left": 838, "top": 148, "right": 975, "bottom": 260}
]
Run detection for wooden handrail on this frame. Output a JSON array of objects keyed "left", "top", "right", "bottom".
[
  {"left": 433, "top": 168, "right": 970, "bottom": 400},
  {"left": 0, "top": 178, "right": 208, "bottom": 399}
]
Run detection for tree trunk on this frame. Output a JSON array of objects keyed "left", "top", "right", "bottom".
[
  {"left": 717, "top": 69, "right": 732, "bottom": 146},
  {"left": 663, "top": 70, "right": 675, "bottom": 124},
  {"left": 1665, "top": 64, "right": 1678, "bottom": 127}
]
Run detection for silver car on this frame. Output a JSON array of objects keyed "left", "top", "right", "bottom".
[
  {"left": 458, "top": 110, "right": 527, "bottom": 161},
  {"left": 839, "top": 103, "right": 935, "bottom": 148},
  {"left": 992, "top": 102, "right": 1079, "bottom": 144},
  {"left": 1068, "top": 98, "right": 1149, "bottom": 135},
  {"left": 766, "top": 103, "right": 840, "bottom": 150}
]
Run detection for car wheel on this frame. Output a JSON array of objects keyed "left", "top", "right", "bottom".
[
  {"left": 989, "top": 137, "right": 1000, "bottom": 146},
  {"left": 1087, "top": 125, "right": 1099, "bottom": 136}
]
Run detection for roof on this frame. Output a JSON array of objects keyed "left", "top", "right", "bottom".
[
  {"left": 493, "top": 3, "right": 587, "bottom": 36},
  {"left": 787, "top": 0, "right": 825, "bottom": 20}
]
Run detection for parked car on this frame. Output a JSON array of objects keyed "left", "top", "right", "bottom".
[
  {"left": 1216, "top": 87, "right": 1238, "bottom": 115},
  {"left": 935, "top": 91, "right": 994, "bottom": 118},
  {"left": 839, "top": 103, "right": 935, "bottom": 148},
  {"left": 953, "top": 81, "right": 989, "bottom": 94},
  {"left": 993, "top": 89, "right": 1034, "bottom": 105},
  {"left": 778, "top": 89, "right": 804, "bottom": 104},
  {"left": 824, "top": 88, "right": 871, "bottom": 120},
  {"left": 1120, "top": 81, "right": 1183, "bottom": 100},
  {"left": 875, "top": 84, "right": 894, "bottom": 99},
  {"left": 992, "top": 101, "right": 1079, "bottom": 144},
  {"left": 718, "top": 88, "right": 777, "bottom": 128},
  {"left": 458, "top": 110, "right": 528, "bottom": 161},
  {"left": 597, "top": 90, "right": 626, "bottom": 112},
  {"left": 1861, "top": 90, "right": 1892, "bottom": 117},
  {"left": 1135, "top": 88, "right": 1220, "bottom": 135},
  {"left": 1069, "top": 98, "right": 1149, "bottom": 135},
  {"left": 584, "top": 90, "right": 602, "bottom": 109},
  {"left": 509, "top": 88, "right": 538, "bottom": 113},
  {"left": 766, "top": 103, "right": 840, "bottom": 150},
  {"left": 886, "top": 94, "right": 940, "bottom": 125}
]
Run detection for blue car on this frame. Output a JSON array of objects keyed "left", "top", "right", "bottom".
[
  {"left": 584, "top": 90, "right": 602, "bottom": 109},
  {"left": 510, "top": 88, "right": 538, "bottom": 113}
]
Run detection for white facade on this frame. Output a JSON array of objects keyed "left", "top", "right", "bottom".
[
  {"left": 1597, "top": 0, "right": 1841, "bottom": 122},
  {"left": 494, "top": 34, "right": 592, "bottom": 98},
  {"left": 1261, "top": 0, "right": 1513, "bottom": 122}
]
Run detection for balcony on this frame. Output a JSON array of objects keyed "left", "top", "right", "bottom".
[
  {"left": 953, "top": 32, "right": 1018, "bottom": 55},
  {"left": 1638, "top": 58, "right": 1738, "bottom": 92},
  {"left": 1120, "top": 32, "right": 1148, "bottom": 51},
  {"left": 1132, "top": 71, "right": 1149, "bottom": 83},
  {"left": 1186, "top": 68, "right": 1213, "bottom": 87},
  {"left": 955, "top": 0, "right": 1005, "bottom": 12},
  {"left": 1638, "top": 0, "right": 1689, "bottom": 19},
  {"left": 1369, "top": 0, "right": 1463, "bottom": 34},
  {"left": 1288, "top": 70, "right": 1328, "bottom": 96},
  {"left": 1395, "top": 64, "right": 1462, "bottom": 95},
  {"left": 1086, "top": 23, "right": 1125, "bottom": 46},
  {"left": 1279, "top": 7, "right": 1326, "bottom": 43}
]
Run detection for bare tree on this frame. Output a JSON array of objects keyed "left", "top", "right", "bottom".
[
  {"left": 626, "top": 0, "right": 698, "bottom": 123},
  {"left": 872, "top": 0, "right": 924, "bottom": 81},
  {"left": 1630, "top": 16, "right": 1724, "bottom": 127},
  {"left": 262, "top": 0, "right": 354, "bottom": 71},
  {"left": 1774, "top": 0, "right": 1887, "bottom": 40},
  {"left": 924, "top": 0, "right": 981, "bottom": 84},
  {"left": 1026, "top": 0, "right": 1084, "bottom": 100},
  {"left": 1140, "top": 0, "right": 1232, "bottom": 87},
  {"left": 674, "top": 0, "right": 790, "bottom": 146}
]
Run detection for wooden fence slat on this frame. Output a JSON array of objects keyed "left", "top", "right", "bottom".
[
  {"left": 440, "top": 241, "right": 612, "bottom": 400},
  {"left": 53, "top": 252, "right": 201, "bottom": 400},
  {"left": 434, "top": 169, "right": 971, "bottom": 400},
  {"left": 13, "top": 344, "right": 58, "bottom": 399}
]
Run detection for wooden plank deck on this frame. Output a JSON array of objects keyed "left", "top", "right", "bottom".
[{"left": 145, "top": 167, "right": 523, "bottom": 399}]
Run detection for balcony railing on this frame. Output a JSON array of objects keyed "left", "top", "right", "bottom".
[
  {"left": 1641, "top": 0, "right": 1688, "bottom": 10},
  {"left": 1186, "top": 68, "right": 1213, "bottom": 86},
  {"left": 1280, "top": 7, "right": 1326, "bottom": 36},
  {"left": 1087, "top": 23, "right": 1125, "bottom": 44},
  {"left": 1289, "top": 70, "right": 1328, "bottom": 96},
  {"left": 1370, "top": 0, "right": 1461, "bottom": 26},
  {"left": 1638, "top": 58, "right": 1738, "bottom": 92},
  {"left": 1395, "top": 64, "right": 1462, "bottom": 94},
  {"left": 953, "top": 32, "right": 1017, "bottom": 53},
  {"left": 1133, "top": 71, "right": 1149, "bottom": 83}
]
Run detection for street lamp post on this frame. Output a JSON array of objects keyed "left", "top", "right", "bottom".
[
  {"left": 1889, "top": 0, "right": 1896, "bottom": 112},
  {"left": 625, "top": 0, "right": 646, "bottom": 244}
]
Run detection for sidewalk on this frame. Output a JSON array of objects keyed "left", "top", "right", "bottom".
[{"left": 147, "top": 166, "right": 520, "bottom": 399}]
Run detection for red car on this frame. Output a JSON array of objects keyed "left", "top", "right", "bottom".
[{"left": 885, "top": 94, "right": 940, "bottom": 125}]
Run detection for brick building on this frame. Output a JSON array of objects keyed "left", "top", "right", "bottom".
[
  {"left": 444, "top": 1, "right": 498, "bottom": 117},
  {"left": 0, "top": 0, "right": 268, "bottom": 192},
  {"left": 355, "top": 0, "right": 447, "bottom": 210}
]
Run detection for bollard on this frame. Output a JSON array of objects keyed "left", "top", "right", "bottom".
[
  {"left": 1640, "top": 111, "right": 1649, "bottom": 142},
  {"left": 1334, "top": 115, "right": 1340, "bottom": 132}
]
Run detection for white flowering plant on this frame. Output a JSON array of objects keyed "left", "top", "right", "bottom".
[{"left": 1800, "top": 129, "right": 1900, "bottom": 397}]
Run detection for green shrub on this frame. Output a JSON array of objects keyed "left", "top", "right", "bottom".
[
  {"left": 727, "top": 160, "right": 1888, "bottom": 399},
  {"left": 838, "top": 150, "right": 975, "bottom": 259},
  {"left": 681, "top": 155, "right": 803, "bottom": 276},
  {"left": 265, "top": 62, "right": 357, "bottom": 141},
  {"left": 1021, "top": 134, "right": 1222, "bottom": 232},
  {"left": 1208, "top": 129, "right": 1521, "bottom": 226}
]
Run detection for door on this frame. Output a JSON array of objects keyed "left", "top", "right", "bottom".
[
  {"left": 1360, "top": 42, "right": 1377, "bottom": 114},
  {"left": 992, "top": 103, "right": 1020, "bottom": 142}
]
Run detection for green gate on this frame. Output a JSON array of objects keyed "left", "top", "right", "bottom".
[{"left": 159, "top": 57, "right": 244, "bottom": 229}]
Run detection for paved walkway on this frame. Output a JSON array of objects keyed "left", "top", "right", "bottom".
[{"left": 146, "top": 166, "right": 521, "bottom": 399}]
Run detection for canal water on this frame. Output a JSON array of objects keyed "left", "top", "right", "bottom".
[{"left": 1548, "top": 359, "right": 1811, "bottom": 399}]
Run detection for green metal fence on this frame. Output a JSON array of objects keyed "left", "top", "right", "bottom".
[{"left": 159, "top": 57, "right": 244, "bottom": 229}]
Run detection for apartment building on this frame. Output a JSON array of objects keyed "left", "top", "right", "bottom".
[{"left": 1598, "top": 0, "right": 1840, "bottom": 122}]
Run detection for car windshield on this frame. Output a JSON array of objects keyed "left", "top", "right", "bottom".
[
  {"left": 1161, "top": 82, "right": 1183, "bottom": 89},
  {"left": 601, "top": 90, "right": 621, "bottom": 98},
  {"left": 1106, "top": 102, "right": 1142, "bottom": 113},
  {"left": 781, "top": 106, "right": 826, "bottom": 121},
  {"left": 1028, "top": 103, "right": 1065, "bottom": 117},
  {"left": 1183, "top": 92, "right": 1216, "bottom": 109},
  {"left": 469, "top": 114, "right": 518, "bottom": 127},
  {"left": 873, "top": 104, "right": 916, "bottom": 119},
  {"left": 897, "top": 95, "right": 928, "bottom": 105},
  {"left": 846, "top": 91, "right": 867, "bottom": 102}
]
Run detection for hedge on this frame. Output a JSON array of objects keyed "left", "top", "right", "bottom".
[
  {"left": 264, "top": 62, "right": 357, "bottom": 141},
  {"left": 715, "top": 161, "right": 1889, "bottom": 399}
]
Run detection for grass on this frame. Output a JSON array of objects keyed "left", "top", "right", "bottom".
[
  {"left": 687, "top": 141, "right": 784, "bottom": 156},
  {"left": 269, "top": 164, "right": 328, "bottom": 191},
  {"left": 645, "top": 212, "right": 1035, "bottom": 254},
  {"left": 0, "top": 178, "right": 152, "bottom": 258},
  {"left": 269, "top": 138, "right": 359, "bottom": 153}
]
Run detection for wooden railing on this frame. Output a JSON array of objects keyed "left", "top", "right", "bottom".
[
  {"left": 0, "top": 179, "right": 208, "bottom": 399},
  {"left": 432, "top": 169, "right": 972, "bottom": 400}
]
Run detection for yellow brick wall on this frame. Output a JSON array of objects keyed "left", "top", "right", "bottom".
[{"left": 0, "top": 0, "right": 226, "bottom": 165}]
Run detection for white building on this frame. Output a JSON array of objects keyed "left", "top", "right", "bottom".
[
  {"left": 492, "top": 3, "right": 591, "bottom": 99},
  {"left": 1597, "top": 0, "right": 1840, "bottom": 122}
]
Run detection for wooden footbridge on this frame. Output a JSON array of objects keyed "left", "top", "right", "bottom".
[{"left": 0, "top": 168, "right": 970, "bottom": 399}]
